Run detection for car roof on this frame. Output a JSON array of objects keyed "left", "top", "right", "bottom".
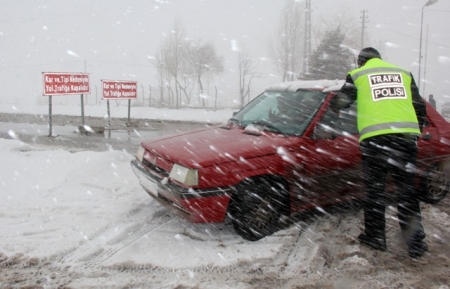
[{"left": 265, "top": 79, "right": 345, "bottom": 93}]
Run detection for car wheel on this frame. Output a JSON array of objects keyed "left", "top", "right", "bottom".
[
  {"left": 420, "top": 163, "right": 449, "bottom": 204},
  {"left": 228, "top": 177, "right": 288, "bottom": 241}
]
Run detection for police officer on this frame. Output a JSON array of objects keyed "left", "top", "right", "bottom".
[{"left": 333, "top": 47, "right": 428, "bottom": 258}]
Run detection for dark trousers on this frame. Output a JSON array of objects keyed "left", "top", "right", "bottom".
[{"left": 360, "top": 134, "right": 425, "bottom": 246}]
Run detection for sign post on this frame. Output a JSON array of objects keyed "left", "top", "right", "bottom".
[
  {"left": 80, "top": 94, "right": 85, "bottom": 126},
  {"left": 42, "top": 72, "right": 90, "bottom": 136},
  {"left": 48, "top": 96, "right": 52, "bottom": 137}
]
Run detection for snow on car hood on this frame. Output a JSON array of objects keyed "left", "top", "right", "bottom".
[{"left": 140, "top": 125, "right": 298, "bottom": 168}]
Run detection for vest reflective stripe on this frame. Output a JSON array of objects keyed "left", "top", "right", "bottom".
[
  {"left": 359, "top": 122, "right": 420, "bottom": 136},
  {"left": 351, "top": 67, "right": 410, "bottom": 83}
]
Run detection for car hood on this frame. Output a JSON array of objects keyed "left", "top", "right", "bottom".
[{"left": 140, "top": 125, "right": 299, "bottom": 168}]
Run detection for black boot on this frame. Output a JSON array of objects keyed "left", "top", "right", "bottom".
[
  {"left": 408, "top": 241, "right": 428, "bottom": 258},
  {"left": 358, "top": 233, "right": 387, "bottom": 251}
]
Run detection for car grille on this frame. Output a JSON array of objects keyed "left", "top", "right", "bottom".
[{"left": 142, "top": 159, "right": 169, "bottom": 177}]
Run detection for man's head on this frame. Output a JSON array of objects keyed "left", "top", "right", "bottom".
[
  {"left": 357, "top": 47, "right": 381, "bottom": 67},
  {"left": 277, "top": 96, "right": 296, "bottom": 113}
]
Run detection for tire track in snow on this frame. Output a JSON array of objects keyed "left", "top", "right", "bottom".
[
  {"left": 61, "top": 212, "right": 173, "bottom": 269},
  {"left": 267, "top": 221, "right": 321, "bottom": 277}
]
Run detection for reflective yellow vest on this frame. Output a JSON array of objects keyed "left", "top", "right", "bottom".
[{"left": 349, "top": 58, "right": 421, "bottom": 142}]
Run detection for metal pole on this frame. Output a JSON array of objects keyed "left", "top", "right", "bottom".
[
  {"left": 360, "top": 10, "right": 367, "bottom": 49},
  {"left": 48, "top": 96, "right": 52, "bottom": 137},
  {"left": 80, "top": 94, "right": 85, "bottom": 126},
  {"left": 418, "top": 6, "right": 425, "bottom": 89},
  {"left": 215, "top": 86, "right": 218, "bottom": 109},
  {"left": 303, "top": 0, "right": 311, "bottom": 75},
  {"left": 128, "top": 99, "right": 131, "bottom": 123},
  {"left": 107, "top": 100, "right": 111, "bottom": 138},
  {"left": 422, "top": 25, "right": 429, "bottom": 97},
  {"left": 149, "top": 85, "right": 152, "bottom": 107},
  {"left": 418, "top": 0, "right": 439, "bottom": 89}
]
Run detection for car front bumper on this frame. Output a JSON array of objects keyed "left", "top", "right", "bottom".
[{"left": 131, "top": 159, "right": 233, "bottom": 223}]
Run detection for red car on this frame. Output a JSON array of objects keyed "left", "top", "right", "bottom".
[{"left": 131, "top": 80, "right": 450, "bottom": 241}]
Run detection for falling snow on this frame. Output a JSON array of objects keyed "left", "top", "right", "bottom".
[
  {"left": 0, "top": 105, "right": 449, "bottom": 288},
  {"left": 1, "top": 0, "right": 450, "bottom": 287}
]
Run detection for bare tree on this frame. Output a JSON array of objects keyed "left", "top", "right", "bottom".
[
  {"left": 153, "top": 22, "right": 224, "bottom": 108},
  {"left": 238, "top": 48, "right": 256, "bottom": 108},
  {"left": 269, "top": 0, "right": 304, "bottom": 81},
  {"left": 161, "top": 18, "right": 187, "bottom": 108},
  {"left": 187, "top": 40, "right": 224, "bottom": 107},
  {"left": 149, "top": 51, "right": 171, "bottom": 106}
]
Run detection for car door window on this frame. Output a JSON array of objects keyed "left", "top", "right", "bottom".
[{"left": 314, "top": 102, "right": 358, "bottom": 139}]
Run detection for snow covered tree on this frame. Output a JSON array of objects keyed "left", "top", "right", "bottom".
[{"left": 304, "top": 28, "right": 354, "bottom": 80}]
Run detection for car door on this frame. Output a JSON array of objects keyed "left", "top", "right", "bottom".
[{"left": 299, "top": 102, "right": 363, "bottom": 207}]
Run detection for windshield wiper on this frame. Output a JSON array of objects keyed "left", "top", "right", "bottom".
[
  {"left": 251, "top": 120, "right": 285, "bottom": 136},
  {"left": 228, "top": 118, "right": 241, "bottom": 126}
]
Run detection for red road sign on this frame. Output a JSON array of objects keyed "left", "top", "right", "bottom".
[
  {"left": 101, "top": 80, "right": 138, "bottom": 100},
  {"left": 43, "top": 72, "right": 90, "bottom": 95}
]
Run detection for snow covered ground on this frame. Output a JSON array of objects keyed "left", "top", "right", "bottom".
[
  {"left": 1, "top": 105, "right": 450, "bottom": 288},
  {"left": 0, "top": 103, "right": 235, "bottom": 124}
]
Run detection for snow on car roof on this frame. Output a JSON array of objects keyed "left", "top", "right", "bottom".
[{"left": 265, "top": 79, "right": 345, "bottom": 93}]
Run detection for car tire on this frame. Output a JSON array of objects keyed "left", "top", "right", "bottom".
[
  {"left": 420, "top": 162, "right": 449, "bottom": 204},
  {"left": 228, "top": 177, "right": 289, "bottom": 241}
]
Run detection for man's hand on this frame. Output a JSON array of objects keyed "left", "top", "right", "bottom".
[{"left": 331, "top": 92, "right": 353, "bottom": 113}]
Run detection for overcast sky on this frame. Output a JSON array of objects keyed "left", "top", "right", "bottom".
[{"left": 1, "top": 0, "right": 449, "bottom": 109}]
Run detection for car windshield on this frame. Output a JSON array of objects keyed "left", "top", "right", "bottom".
[{"left": 229, "top": 89, "right": 326, "bottom": 136}]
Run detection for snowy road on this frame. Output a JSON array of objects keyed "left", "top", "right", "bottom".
[
  {"left": 0, "top": 114, "right": 450, "bottom": 288},
  {"left": 0, "top": 113, "right": 209, "bottom": 153}
]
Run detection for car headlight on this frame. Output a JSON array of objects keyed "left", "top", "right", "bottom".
[
  {"left": 136, "top": 146, "right": 145, "bottom": 162},
  {"left": 169, "top": 164, "right": 198, "bottom": 186}
]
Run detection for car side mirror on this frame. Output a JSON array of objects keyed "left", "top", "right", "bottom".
[{"left": 312, "top": 125, "right": 337, "bottom": 140}]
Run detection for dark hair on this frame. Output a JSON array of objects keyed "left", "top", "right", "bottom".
[{"left": 357, "top": 47, "right": 381, "bottom": 67}]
